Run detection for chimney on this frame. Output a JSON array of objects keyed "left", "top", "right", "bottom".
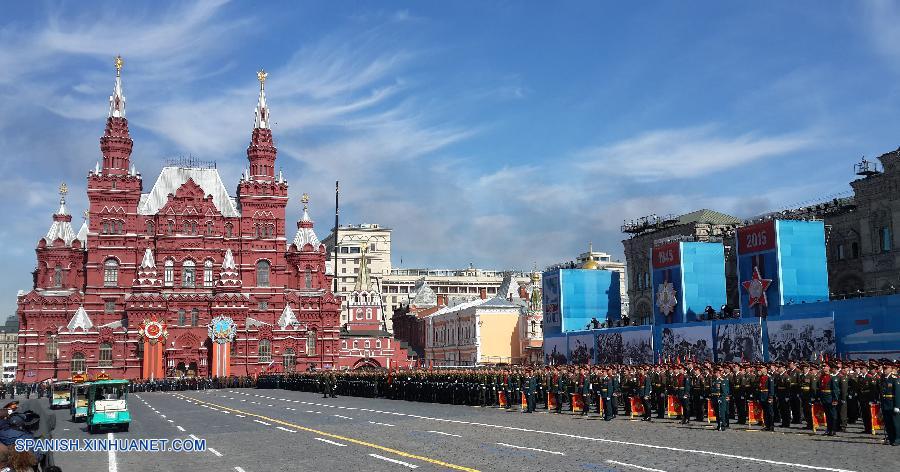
[
  {"left": 480, "top": 288, "right": 487, "bottom": 300},
  {"left": 437, "top": 294, "right": 447, "bottom": 306}
]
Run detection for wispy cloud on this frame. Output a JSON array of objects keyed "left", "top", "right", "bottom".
[
  {"left": 575, "top": 125, "right": 815, "bottom": 181},
  {"left": 863, "top": 0, "right": 900, "bottom": 71}
]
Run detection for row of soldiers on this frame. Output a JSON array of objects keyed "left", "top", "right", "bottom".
[
  {"left": 257, "top": 359, "right": 900, "bottom": 446},
  {"left": 129, "top": 376, "right": 255, "bottom": 392}
]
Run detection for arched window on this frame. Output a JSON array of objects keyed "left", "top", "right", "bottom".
[
  {"left": 282, "top": 348, "right": 295, "bottom": 373},
  {"left": 305, "top": 269, "right": 312, "bottom": 289},
  {"left": 103, "top": 258, "right": 119, "bottom": 287},
  {"left": 182, "top": 260, "right": 196, "bottom": 288},
  {"left": 225, "top": 223, "right": 233, "bottom": 238},
  {"left": 53, "top": 264, "right": 63, "bottom": 287},
  {"left": 71, "top": 352, "right": 86, "bottom": 373},
  {"left": 46, "top": 333, "right": 58, "bottom": 361},
  {"left": 116, "top": 221, "right": 123, "bottom": 234},
  {"left": 206, "top": 221, "right": 214, "bottom": 236},
  {"left": 258, "top": 339, "right": 271, "bottom": 363},
  {"left": 167, "top": 220, "right": 174, "bottom": 235},
  {"left": 256, "top": 260, "right": 270, "bottom": 287},
  {"left": 191, "top": 221, "right": 197, "bottom": 235},
  {"left": 99, "top": 343, "right": 113, "bottom": 367},
  {"left": 254, "top": 225, "right": 260, "bottom": 238},
  {"left": 307, "top": 331, "right": 316, "bottom": 356},
  {"left": 183, "top": 221, "right": 191, "bottom": 234},
  {"left": 101, "top": 221, "right": 109, "bottom": 234},
  {"left": 178, "top": 309, "right": 185, "bottom": 326},
  {"left": 146, "top": 220, "right": 155, "bottom": 235},
  {"left": 191, "top": 308, "right": 199, "bottom": 327},
  {"left": 203, "top": 260, "right": 214, "bottom": 287},
  {"left": 164, "top": 259, "right": 174, "bottom": 286}
]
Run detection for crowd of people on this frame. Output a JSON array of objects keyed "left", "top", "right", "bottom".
[{"left": 259, "top": 359, "right": 900, "bottom": 446}]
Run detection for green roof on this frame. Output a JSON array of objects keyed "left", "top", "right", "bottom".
[
  {"left": 676, "top": 209, "right": 742, "bottom": 226},
  {"left": 90, "top": 380, "right": 130, "bottom": 386}
]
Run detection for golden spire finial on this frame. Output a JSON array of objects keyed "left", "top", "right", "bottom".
[
  {"left": 59, "top": 182, "right": 68, "bottom": 197},
  {"left": 257, "top": 69, "right": 268, "bottom": 88},
  {"left": 301, "top": 192, "right": 310, "bottom": 211},
  {"left": 114, "top": 55, "right": 124, "bottom": 76}
]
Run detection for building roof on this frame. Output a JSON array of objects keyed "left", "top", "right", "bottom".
[
  {"left": 290, "top": 208, "right": 321, "bottom": 249},
  {"left": 676, "top": 209, "right": 742, "bottom": 226},
  {"left": 44, "top": 197, "right": 77, "bottom": 247},
  {"left": 138, "top": 166, "right": 240, "bottom": 217},
  {"left": 479, "top": 297, "right": 521, "bottom": 309},
  {"left": 409, "top": 279, "right": 437, "bottom": 308},
  {"left": 66, "top": 306, "right": 93, "bottom": 332}
]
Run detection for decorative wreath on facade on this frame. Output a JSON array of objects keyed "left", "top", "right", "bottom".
[
  {"left": 138, "top": 317, "right": 168, "bottom": 345},
  {"left": 208, "top": 315, "right": 237, "bottom": 344}
]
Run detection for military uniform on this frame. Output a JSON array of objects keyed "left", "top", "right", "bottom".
[
  {"left": 759, "top": 371, "right": 776, "bottom": 431},
  {"left": 880, "top": 369, "right": 899, "bottom": 446},
  {"left": 710, "top": 373, "right": 730, "bottom": 431},
  {"left": 819, "top": 370, "right": 840, "bottom": 436}
]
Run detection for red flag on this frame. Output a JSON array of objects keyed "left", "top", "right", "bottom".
[
  {"left": 871, "top": 403, "right": 884, "bottom": 433},
  {"left": 630, "top": 397, "right": 645, "bottom": 418}
]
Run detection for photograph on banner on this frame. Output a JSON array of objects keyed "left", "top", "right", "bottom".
[
  {"left": 621, "top": 329, "right": 654, "bottom": 364},
  {"left": 767, "top": 316, "right": 835, "bottom": 361},
  {"left": 714, "top": 322, "right": 762, "bottom": 362},
  {"left": 568, "top": 332, "right": 595, "bottom": 364},
  {"left": 544, "top": 335, "right": 568, "bottom": 365},
  {"left": 660, "top": 325, "right": 713, "bottom": 362},
  {"left": 596, "top": 331, "right": 624, "bottom": 364}
]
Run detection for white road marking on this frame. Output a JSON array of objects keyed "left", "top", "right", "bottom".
[
  {"left": 108, "top": 432, "right": 117, "bottom": 472},
  {"left": 189, "top": 434, "right": 200, "bottom": 441},
  {"left": 209, "top": 447, "right": 223, "bottom": 457},
  {"left": 234, "top": 468, "right": 247, "bottom": 472},
  {"left": 167, "top": 420, "right": 174, "bottom": 423},
  {"left": 254, "top": 419, "right": 272, "bottom": 426},
  {"left": 268, "top": 404, "right": 274, "bottom": 407},
  {"left": 497, "top": 442, "right": 565, "bottom": 456},
  {"left": 606, "top": 460, "right": 668, "bottom": 472},
  {"left": 379, "top": 412, "right": 855, "bottom": 472},
  {"left": 276, "top": 426, "right": 296, "bottom": 433},
  {"left": 314, "top": 437, "right": 347, "bottom": 447},
  {"left": 333, "top": 414, "right": 353, "bottom": 420},
  {"left": 160, "top": 415, "right": 166, "bottom": 418},
  {"left": 427, "top": 431, "right": 461, "bottom": 438},
  {"left": 369, "top": 454, "right": 418, "bottom": 469},
  {"left": 176, "top": 426, "right": 185, "bottom": 432},
  {"left": 369, "top": 421, "right": 396, "bottom": 427},
  {"left": 235, "top": 414, "right": 246, "bottom": 418}
]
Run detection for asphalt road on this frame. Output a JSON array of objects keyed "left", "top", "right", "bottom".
[{"left": 23, "top": 388, "right": 895, "bottom": 472}]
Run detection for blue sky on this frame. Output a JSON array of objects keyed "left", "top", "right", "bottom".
[{"left": 1, "top": 1, "right": 900, "bottom": 317}]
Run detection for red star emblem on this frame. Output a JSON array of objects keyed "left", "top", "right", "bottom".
[{"left": 742, "top": 266, "right": 772, "bottom": 307}]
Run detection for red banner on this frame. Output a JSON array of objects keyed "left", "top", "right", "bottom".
[
  {"left": 630, "top": 397, "right": 644, "bottom": 418},
  {"left": 521, "top": 392, "right": 528, "bottom": 411},
  {"left": 652, "top": 242, "right": 681, "bottom": 269},
  {"left": 596, "top": 396, "right": 604, "bottom": 414},
  {"left": 498, "top": 391, "right": 508, "bottom": 408},
  {"left": 666, "top": 395, "right": 682, "bottom": 417},
  {"left": 747, "top": 400, "right": 762, "bottom": 425},
  {"left": 738, "top": 220, "right": 776, "bottom": 254},
  {"left": 871, "top": 403, "right": 883, "bottom": 433},
  {"left": 547, "top": 392, "right": 558, "bottom": 411},
  {"left": 811, "top": 403, "right": 826, "bottom": 432},
  {"left": 707, "top": 399, "right": 717, "bottom": 422},
  {"left": 571, "top": 393, "right": 585, "bottom": 413}
]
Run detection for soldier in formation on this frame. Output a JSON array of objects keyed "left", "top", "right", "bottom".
[{"left": 251, "top": 359, "right": 900, "bottom": 445}]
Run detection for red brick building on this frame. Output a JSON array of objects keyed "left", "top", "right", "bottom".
[
  {"left": 335, "top": 250, "right": 413, "bottom": 369},
  {"left": 16, "top": 60, "right": 345, "bottom": 381}
]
